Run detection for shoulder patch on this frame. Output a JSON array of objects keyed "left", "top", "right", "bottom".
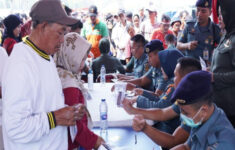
[{"left": 144, "top": 63, "right": 149, "bottom": 72}]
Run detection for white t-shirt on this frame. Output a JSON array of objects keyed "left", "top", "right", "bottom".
[
  {"left": 140, "top": 19, "right": 160, "bottom": 42},
  {"left": 111, "top": 22, "right": 130, "bottom": 60},
  {"left": 0, "top": 47, "right": 7, "bottom": 127},
  {"left": 2, "top": 42, "right": 67, "bottom": 150},
  {"left": 0, "top": 47, "right": 8, "bottom": 87}
]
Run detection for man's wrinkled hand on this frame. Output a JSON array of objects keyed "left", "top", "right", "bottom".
[
  {"left": 134, "top": 88, "right": 143, "bottom": 96},
  {"left": 54, "top": 104, "right": 85, "bottom": 126}
]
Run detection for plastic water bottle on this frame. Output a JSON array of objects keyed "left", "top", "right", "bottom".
[
  {"left": 88, "top": 69, "right": 93, "bottom": 90},
  {"left": 100, "top": 99, "right": 108, "bottom": 133},
  {"left": 100, "top": 65, "right": 106, "bottom": 84}
]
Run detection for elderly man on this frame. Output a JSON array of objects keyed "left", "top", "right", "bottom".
[
  {"left": 2, "top": 0, "right": 85, "bottom": 150},
  {"left": 151, "top": 14, "right": 173, "bottom": 49},
  {"left": 140, "top": 6, "right": 160, "bottom": 41}
]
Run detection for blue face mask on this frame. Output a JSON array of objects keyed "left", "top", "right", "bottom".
[{"left": 180, "top": 108, "right": 204, "bottom": 128}]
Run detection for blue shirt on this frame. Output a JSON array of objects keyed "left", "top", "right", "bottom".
[
  {"left": 146, "top": 67, "right": 168, "bottom": 91},
  {"left": 179, "top": 19, "right": 221, "bottom": 61},
  {"left": 136, "top": 80, "right": 181, "bottom": 134},
  {"left": 186, "top": 104, "right": 235, "bottom": 150},
  {"left": 126, "top": 54, "right": 149, "bottom": 78}
]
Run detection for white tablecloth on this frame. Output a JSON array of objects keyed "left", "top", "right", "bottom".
[{"left": 85, "top": 83, "right": 134, "bottom": 127}]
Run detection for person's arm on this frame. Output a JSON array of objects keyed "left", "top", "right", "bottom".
[
  {"left": 133, "top": 115, "right": 189, "bottom": 149},
  {"left": 115, "top": 59, "right": 125, "bottom": 74},
  {"left": 176, "top": 25, "right": 196, "bottom": 51},
  {"left": 122, "top": 99, "right": 178, "bottom": 121},
  {"left": 126, "top": 56, "right": 135, "bottom": 72},
  {"left": 177, "top": 41, "right": 198, "bottom": 51},
  {"left": 63, "top": 88, "right": 102, "bottom": 149},
  {"left": 213, "top": 40, "right": 235, "bottom": 88},
  {"left": 136, "top": 94, "right": 159, "bottom": 108},
  {"left": 170, "top": 144, "right": 190, "bottom": 150},
  {"left": 0, "top": 86, "right": 2, "bottom": 98},
  {"left": 176, "top": 42, "right": 189, "bottom": 51},
  {"left": 127, "top": 75, "right": 151, "bottom": 88},
  {"left": 3, "top": 62, "right": 81, "bottom": 143}
]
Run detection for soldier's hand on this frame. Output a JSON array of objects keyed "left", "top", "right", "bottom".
[
  {"left": 155, "top": 89, "right": 163, "bottom": 97},
  {"left": 126, "top": 82, "right": 136, "bottom": 91},
  {"left": 54, "top": 105, "right": 85, "bottom": 126},
  {"left": 122, "top": 98, "right": 136, "bottom": 114},
  {"left": 134, "top": 88, "right": 143, "bottom": 96},
  {"left": 132, "top": 115, "right": 146, "bottom": 132},
  {"left": 116, "top": 73, "right": 126, "bottom": 79},
  {"left": 188, "top": 41, "right": 198, "bottom": 50}
]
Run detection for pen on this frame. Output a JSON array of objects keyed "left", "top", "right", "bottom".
[{"left": 135, "top": 134, "right": 137, "bottom": 144}]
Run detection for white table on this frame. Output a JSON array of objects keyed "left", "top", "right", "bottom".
[
  {"left": 85, "top": 83, "right": 161, "bottom": 150},
  {"left": 85, "top": 83, "right": 134, "bottom": 127}
]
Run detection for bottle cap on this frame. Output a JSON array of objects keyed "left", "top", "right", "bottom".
[{"left": 101, "top": 99, "right": 105, "bottom": 102}]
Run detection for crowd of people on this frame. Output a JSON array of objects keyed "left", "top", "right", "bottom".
[{"left": 0, "top": 0, "right": 235, "bottom": 149}]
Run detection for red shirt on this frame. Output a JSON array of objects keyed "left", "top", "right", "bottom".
[
  {"left": 63, "top": 87, "right": 98, "bottom": 150},
  {"left": 3, "top": 38, "right": 17, "bottom": 55},
  {"left": 151, "top": 29, "right": 173, "bottom": 49}
]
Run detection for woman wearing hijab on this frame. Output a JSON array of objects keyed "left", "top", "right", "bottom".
[
  {"left": 211, "top": 0, "right": 235, "bottom": 127},
  {"left": 2, "top": 14, "right": 22, "bottom": 55},
  {"left": 55, "top": 32, "right": 103, "bottom": 150}
]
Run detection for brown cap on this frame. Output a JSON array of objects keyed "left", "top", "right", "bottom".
[{"left": 30, "top": 0, "right": 77, "bottom": 26}]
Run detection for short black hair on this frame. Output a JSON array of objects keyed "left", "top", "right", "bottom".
[
  {"left": 70, "top": 20, "right": 83, "bottom": 31},
  {"left": 99, "top": 38, "right": 110, "bottom": 54},
  {"left": 161, "top": 14, "right": 171, "bottom": 22},
  {"left": 133, "top": 14, "right": 139, "bottom": 19},
  {"left": 64, "top": 5, "right": 72, "bottom": 16},
  {"left": 177, "top": 57, "right": 202, "bottom": 76},
  {"left": 126, "top": 11, "right": 133, "bottom": 19},
  {"left": 130, "top": 34, "right": 147, "bottom": 47},
  {"left": 165, "top": 34, "right": 176, "bottom": 43},
  {"left": 191, "top": 90, "right": 213, "bottom": 110}
]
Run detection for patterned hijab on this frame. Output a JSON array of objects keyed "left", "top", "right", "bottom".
[{"left": 55, "top": 32, "right": 91, "bottom": 97}]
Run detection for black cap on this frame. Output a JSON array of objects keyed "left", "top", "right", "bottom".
[
  {"left": 89, "top": 5, "right": 98, "bottom": 17},
  {"left": 171, "top": 71, "right": 212, "bottom": 105},
  {"left": 125, "top": 11, "right": 133, "bottom": 18},
  {"left": 118, "top": 9, "right": 125, "bottom": 16},
  {"left": 106, "top": 13, "right": 113, "bottom": 21},
  {"left": 196, "top": 0, "right": 212, "bottom": 8},
  {"left": 144, "top": 39, "right": 164, "bottom": 54}
]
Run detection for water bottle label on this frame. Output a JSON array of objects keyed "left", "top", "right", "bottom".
[{"left": 100, "top": 112, "right": 107, "bottom": 120}]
